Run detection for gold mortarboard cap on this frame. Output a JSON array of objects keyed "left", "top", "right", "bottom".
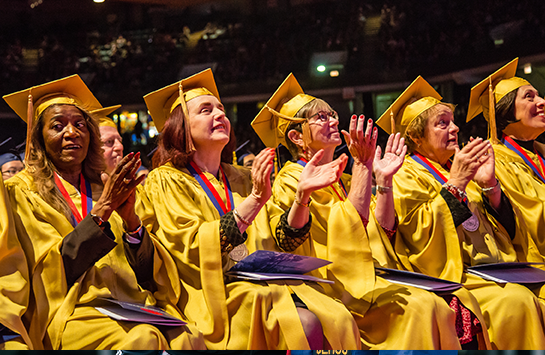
[
  {"left": 3, "top": 74, "right": 102, "bottom": 123},
  {"left": 466, "top": 58, "right": 530, "bottom": 123},
  {"left": 251, "top": 73, "right": 315, "bottom": 148},
  {"left": 143, "top": 68, "right": 219, "bottom": 132},
  {"left": 376, "top": 76, "right": 442, "bottom": 135},
  {"left": 92, "top": 105, "right": 122, "bottom": 128}
]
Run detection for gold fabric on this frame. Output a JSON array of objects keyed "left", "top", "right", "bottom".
[
  {"left": 0, "top": 175, "right": 32, "bottom": 349},
  {"left": 143, "top": 68, "right": 219, "bottom": 132},
  {"left": 2, "top": 74, "right": 102, "bottom": 123},
  {"left": 4, "top": 170, "right": 204, "bottom": 350},
  {"left": 393, "top": 156, "right": 545, "bottom": 349},
  {"left": 138, "top": 162, "right": 360, "bottom": 350},
  {"left": 376, "top": 76, "right": 443, "bottom": 136},
  {"left": 493, "top": 142, "right": 545, "bottom": 264},
  {"left": 271, "top": 161, "right": 463, "bottom": 350}
]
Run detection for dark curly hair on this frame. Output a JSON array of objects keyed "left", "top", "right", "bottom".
[{"left": 27, "top": 104, "right": 105, "bottom": 221}]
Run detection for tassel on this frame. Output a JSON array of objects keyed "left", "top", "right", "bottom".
[
  {"left": 274, "top": 152, "right": 278, "bottom": 179},
  {"left": 233, "top": 151, "right": 237, "bottom": 165},
  {"left": 301, "top": 121, "right": 312, "bottom": 153},
  {"left": 25, "top": 90, "right": 33, "bottom": 162},
  {"left": 488, "top": 77, "right": 498, "bottom": 144},
  {"left": 179, "top": 82, "right": 195, "bottom": 154}
]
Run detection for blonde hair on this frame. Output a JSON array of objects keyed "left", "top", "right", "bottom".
[{"left": 27, "top": 104, "right": 105, "bottom": 221}]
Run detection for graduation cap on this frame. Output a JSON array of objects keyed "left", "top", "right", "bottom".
[
  {"left": 466, "top": 58, "right": 530, "bottom": 143},
  {"left": 143, "top": 68, "right": 219, "bottom": 133},
  {"left": 251, "top": 73, "right": 316, "bottom": 149},
  {"left": 93, "top": 105, "right": 122, "bottom": 128},
  {"left": 3, "top": 75, "right": 103, "bottom": 161},
  {"left": 143, "top": 68, "right": 219, "bottom": 155},
  {"left": 376, "top": 76, "right": 442, "bottom": 136}
]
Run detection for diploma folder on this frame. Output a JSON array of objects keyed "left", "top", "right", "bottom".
[
  {"left": 226, "top": 250, "right": 334, "bottom": 284},
  {"left": 94, "top": 298, "right": 186, "bottom": 326},
  {"left": 375, "top": 267, "right": 463, "bottom": 292},
  {"left": 467, "top": 262, "right": 545, "bottom": 284}
]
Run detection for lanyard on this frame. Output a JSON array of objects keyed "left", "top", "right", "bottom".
[
  {"left": 54, "top": 172, "right": 93, "bottom": 224},
  {"left": 297, "top": 158, "right": 347, "bottom": 201},
  {"left": 410, "top": 153, "right": 466, "bottom": 204},
  {"left": 502, "top": 134, "right": 545, "bottom": 184},
  {"left": 186, "top": 161, "right": 234, "bottom": 216}
]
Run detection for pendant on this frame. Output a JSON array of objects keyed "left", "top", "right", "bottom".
[
  {"left": 462, "top": 213, "right": 480, "bottom": 232},
  {"left": 229, "top": 243, "right": 249, "bottom": 262}
]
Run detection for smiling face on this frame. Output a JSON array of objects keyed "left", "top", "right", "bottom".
[
  {"left": 306, "top": 101, "right": 342, "bottom": 151},
  {"left": 187, "top": 94, "right": 230, "bottom": 151},
  {"left": 42, "top": 104, "right": 90, "bottom": 173},
  {"left": 415, "top": 104, "right": 459, "bottom": 164},
  {"left": 512, "top": 85, "right": 545, "bottom": 134}
]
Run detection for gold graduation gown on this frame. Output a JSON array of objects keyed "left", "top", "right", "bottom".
[
  {"left": 138, "top": 162, "right": 360, "bottom": 350},
  {"left": 5, "top": 170, "right": 204, "bottom": 350},
  {"left": 0, "top": 175, "right": 32, "bottom": 349},
  {"left": 393, "top": 156, "right": 545, "bottom": 349},
  {"left": 271, "top": 161, "right": 464, "bottom": 350},
  {"left": 493, "top": 141, "right": 545, "bottom": 264}
]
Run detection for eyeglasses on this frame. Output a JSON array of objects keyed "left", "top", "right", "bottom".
[{"left": 309, "top": 111, "right": 339, "bottom": 123}]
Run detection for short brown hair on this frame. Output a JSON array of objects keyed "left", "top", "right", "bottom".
[{"left": 404, "top": 103, "right": 456, "bottom": 154}]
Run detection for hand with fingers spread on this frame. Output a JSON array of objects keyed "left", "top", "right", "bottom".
[
  {"left": 297, "top": 150, "right": 348, "bottom": 198},
  {"left": 448, "top": 137, "right": 492, "bottom": 191},
  {"left": 287, "top": 150, "right": 348, "bottom": 230},
  {"left": 374, "top": 132, "right": 407, "bottom": 186},
  {"left": 91, "top": 152, "right": 145, "bottom": 228},
  {"left": 341, "top": 115, "right": 378, "bottom": 168}
]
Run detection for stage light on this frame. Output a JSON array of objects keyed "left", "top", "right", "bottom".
[
  {"left": 329, "top": 70, "right": 339, "bottom": 77},
  {"left": 317, "top": 65, "right": 326, "bottom": 72},
  {"left": 524, "top": 63, "right": 532, "bottom": 74},
  {"left": 94, "top": 0, "right": 105, "bottom": 3}
]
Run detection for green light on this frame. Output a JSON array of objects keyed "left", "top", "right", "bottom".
[{"left": 317, "top": 65, "right": 326, "bottom": 72}]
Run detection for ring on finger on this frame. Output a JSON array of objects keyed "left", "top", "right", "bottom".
[{"left": 123, "top": 178, "right": 131, "bottom": 184}]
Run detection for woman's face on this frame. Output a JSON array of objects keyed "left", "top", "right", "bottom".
[
  {"left": 513, "top": 85, "right": 545, "bottom": 132},
  {"left": 417, "top": 104, "right": 459, "bottom": 164},
  {"left": 187, "top": 95, "right": 230, "bottom": 150},
  {"left": 42, "top": 105, "right": 90, "bottom": 173},
  {"left": 306, "top": 102, "right": 342, "bottom": 151}
]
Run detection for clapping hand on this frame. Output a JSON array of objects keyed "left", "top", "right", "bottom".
[
  {"left": 341, "top": 115, "right": 377, "bottom": 167},
  {"left": 298, "top": 150, "right": 348, "bottom": 195},
  {"left": 374, "top": 132, "right": 407, "bottom": 184}
]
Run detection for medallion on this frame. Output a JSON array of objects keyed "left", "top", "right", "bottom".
[
  {"left": 229, "top": 243, "right": 249, "bottom": 261},
  {"left": 462, "top": 213, "right": 480, "bottom": 232}
]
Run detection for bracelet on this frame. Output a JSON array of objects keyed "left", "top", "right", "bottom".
[
  {"left": 442, "top": 182, "right": 467, "bottom": 202},
  {"left": 90, "top": 213, "right": 105, "bottom": 227},
  {"left": 481, "top": 179, "right": 501, "bottom": 195},
  {"left": 233, "top": 208, "right": 252, "bottom": 226},
  {"left": 124, "top": 217, "right": 143, "bottom": 235},
  {"left": 294, "top": 195, "right": 312, "bottom": 208},
  {"left": 376, "top": 185, "right": 393, "bottom": 193}
]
